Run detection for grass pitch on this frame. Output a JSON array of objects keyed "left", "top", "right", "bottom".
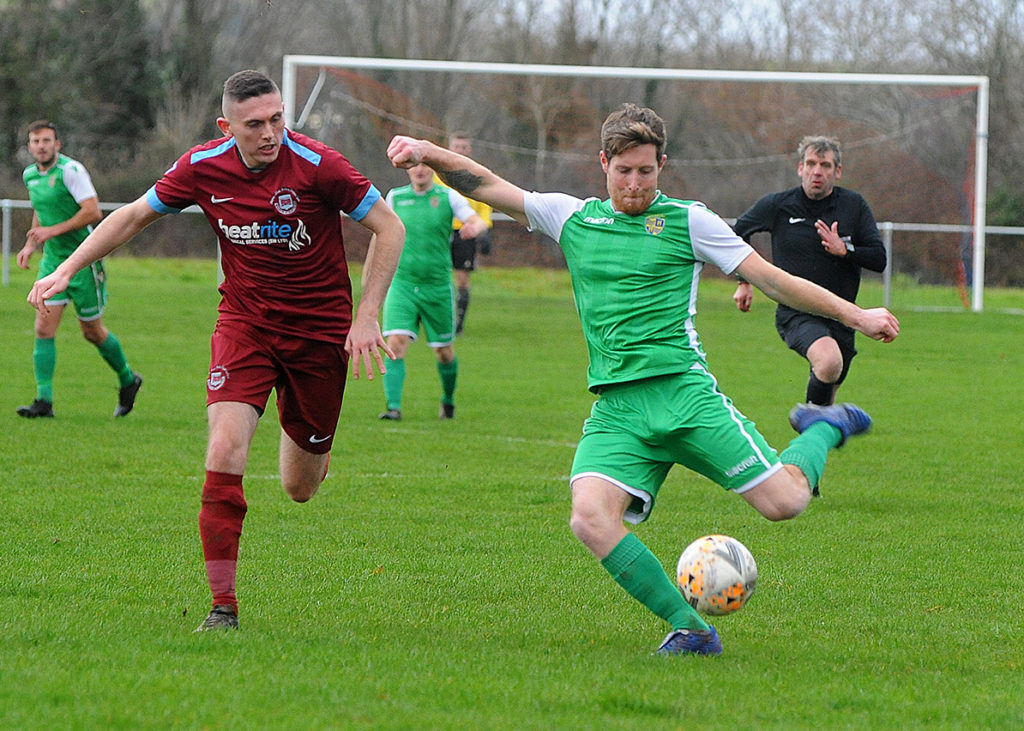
[{"left": 1, "top": 257, "right": 1022, "bottom": 729}]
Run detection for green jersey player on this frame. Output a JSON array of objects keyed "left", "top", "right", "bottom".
[
  {"left": 369, "top": 162, "right": 484, "bottom": 421},
  {"left": 18, "top": 120, "right": 141, "bottom": 419},
  {"left": 386, "top": 104, "right": 900, "bottom": 656}
]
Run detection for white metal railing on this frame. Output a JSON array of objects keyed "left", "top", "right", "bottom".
[
  {"left": 1, "top": 198, "right": 205, "bottom": 287},
  {"left": 877, "top": 221, "right": 1024, "bottom": 310}
]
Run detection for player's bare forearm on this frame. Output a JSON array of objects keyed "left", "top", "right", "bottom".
[
  {"left": 736, "top": 251, "right": 899, "bottom": 342},
  {"left": 347, "top": 200, "right": 404, "bottom": 379},
  {"left": 387, "top": 136, "right": 529, "bottom": 226},
  {"left": 69, "top": 199, "right": 156, "bottom": 267},
  {"left": 356, "top": 200, "right": 403, "bottom": 312},
  {"left": 27, "top": 197, "right": 161, "bottom": 310}
]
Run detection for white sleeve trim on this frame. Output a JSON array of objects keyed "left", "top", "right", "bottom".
[
  {"left": 62, "top": 159, "right": 98, "bottom": 204},
  {"left": 688, "top": 203, "right": 753, "bottom": 275},
  {"left": 523, "top": 191, "right": 586, "bottom": 241},
  {"left": 446, "top": 188, "right": 476, "bottom": 223}
]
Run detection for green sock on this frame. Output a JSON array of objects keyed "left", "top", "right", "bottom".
[
  {"left": 438, "top": 357, "right": 457, "bottom": 405},
  {"left": 97, "top": 332, "right": 134, "bottom": 387},
  {"left": 33, "top": 337, "right": 56, "bottom": 403},
  {"left": 383, "top": 358, "right": 405, "bottom": 410},
  {"left": 780, "top": 422, "right": 842, "bottom": 489},
  {"left": 600, "top": 533, "right": 708, "bottom": 632}
]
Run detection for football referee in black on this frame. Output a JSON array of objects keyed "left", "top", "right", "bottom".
[{"left": 732, "top": 135, "right": 887, "bottom": 408}]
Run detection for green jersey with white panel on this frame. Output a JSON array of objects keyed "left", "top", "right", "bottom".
[
  {"left": 387, "top": 183, "right": 476, "bottom": 286},
  {"left": 23, "top": 154, "right": 99, "bottom": 262},
  {"left": 524, "top": 191, "right": 752, "bottom": 391}
]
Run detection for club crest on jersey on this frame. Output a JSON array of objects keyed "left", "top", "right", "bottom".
[
  {"left": 208, "top": 365, "right": 229, "bottom": 391},
  {"left": 271, "top": 187, "right": 299, "bottom": 215},
  {"left": 644, "top": 215, "right": 665, "bottom": 235}
]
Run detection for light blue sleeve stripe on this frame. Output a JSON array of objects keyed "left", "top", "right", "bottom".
[
  {"left": 190, "top": 138, "right": 236, "bottom": 165},
  {"left": 145, "top": 186, "right": 182, "bottom": 215},
  {"left": 348, "top": 185, "right": 381, "bottom": 221},
  {"left": 282, "top": 129, "right": 322, "bottom": 165}
]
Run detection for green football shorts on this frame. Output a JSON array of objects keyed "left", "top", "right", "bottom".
[
  {"left": 570, "top": 366, "right": 782, "bottom": 523},
  {"left": 39, "top": 254, "right": 108, "bottom": 321},
  {"left": 382, "top": 279, "right": 456, "bottom": 346}
]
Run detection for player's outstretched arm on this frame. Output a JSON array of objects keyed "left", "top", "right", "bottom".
[
  {"left": 25, "top": 196, "right": 102, "bottom": 250},
  {"left": 735, "top": 251, "right": 899, "bottom": 343},
  {"left": 347, "top": 198, "right": 404, "bottom": 380},
  {"left": 387, "top": 136, "right": 529, "bottom": 226},
  {"left": 27, "top": 196, "right": 163, "bottom": 312}
]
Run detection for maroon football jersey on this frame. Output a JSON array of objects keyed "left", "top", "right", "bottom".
[{"left": 146, "top": 129, "right": 381, "bottom": 344}]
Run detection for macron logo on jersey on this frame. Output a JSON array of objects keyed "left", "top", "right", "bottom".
[
  {"left": 217, "top": 218, "right": 312, "bottom": 251},
  {"left": 583, "top": 216, "right": 615, "bottom": 225}
]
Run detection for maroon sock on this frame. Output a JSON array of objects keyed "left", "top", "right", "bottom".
[{"left": 198, "top": 471, "right": 247, "bottom": 613}]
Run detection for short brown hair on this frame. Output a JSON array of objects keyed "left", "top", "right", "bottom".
[
  {"left": 27, "top": 119, "right": 58, "bottom": 138},
  {"left": 600, "top": 104, "right": 666, "bottom": 160},
  {"left": 798, "top": 135, "right": 842, "bottom": 166},
  {"left": 222, "top": 70, "right": 279, "bottom": 110}
]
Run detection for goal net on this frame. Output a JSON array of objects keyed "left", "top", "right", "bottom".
[{"left": 282, "top": 56, "right": 992, "bottom": 311}]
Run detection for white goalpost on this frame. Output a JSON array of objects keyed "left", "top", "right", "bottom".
[{"left": 282, "top": 55, "right": 991, "bottom": 311}]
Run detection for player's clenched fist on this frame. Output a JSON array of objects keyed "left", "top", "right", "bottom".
[{"left": 387, "top": 135, "right": 431, "bottom": 169}]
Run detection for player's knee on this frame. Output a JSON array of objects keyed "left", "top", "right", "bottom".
[
  {"left": 746, "top": 469, "right": 811, "bottom": 521},
  {"left": 206, "top": 440, "right": 249, "bottom": 473},
  {"left": 758, "top": 499, "right": 805, "bottom": 522},
  {"left": 387, "top": 335, "right": 409, "bottom": 359},
  {"left": 81, "top": 325, "right": 108, "bottom": 346},
  {"left": 812, "top": 361, "right": 843, "bottom": 384},
  {"left": 435, "top": 345, "right": 455, "bottom": 363},
  {"left": 284, "top": 479, "right": 318, "bottom": 503},
  {"left": 762, "top": 485, "right": 810, "bottom": 521},
  {"left": 808, "top": 340, "right": 844, "bottom": 383},
  {"left": 569, "top": 502, "right": 614, "bottom": 549}
]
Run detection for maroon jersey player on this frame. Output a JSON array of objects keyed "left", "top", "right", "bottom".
[{"left": 28, "top": 70, "right": 405, "bottom": 632}]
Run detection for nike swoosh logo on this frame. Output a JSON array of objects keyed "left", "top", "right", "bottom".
[
  {"left": 309, "top": 434, "right": 332, "bottom": 444},
  {"left": 789, "top": 217, "right": 806, "bottom": 224},
  {"left": 210, "top": 195, "right": 234, "bottom": 204}
]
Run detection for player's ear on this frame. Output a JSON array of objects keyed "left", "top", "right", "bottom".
[
  {"left": 600, "top": 150, "right": 609, "bottom": 173},
  {"left": 834, "top": 164, "right": 842, "bottom": 180},
  {"left": 216, "top": 117, "right": 231, "bottom": 137}
]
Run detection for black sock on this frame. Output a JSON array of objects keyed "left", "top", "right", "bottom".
[
  {"left": 456, "top": 287, "right": 470, "bottom": 332},
  {"left": 806, "top": 371, "right": 837, "bottom": 405}
]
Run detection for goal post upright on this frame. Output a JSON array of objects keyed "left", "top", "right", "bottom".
[
  {"left": 282, "top": 55, "right": 990, "bottom": 311},
  {"left": 972, "top": 77, "right": 990, "bottom": 312}
]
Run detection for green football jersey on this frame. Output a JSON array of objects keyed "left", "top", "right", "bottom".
[
  {"left": 387, "top": 183, "right": 473, "bottom": 286},
  {"left": 525, "top": 191, "right": 752, "bottom": 391},
  {"left": 23, "top": 154, "right": 98, "bottom": 260}
]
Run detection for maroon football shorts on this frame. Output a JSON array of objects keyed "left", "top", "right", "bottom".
[{"left": 206, "top": 319, "right": 348, "bottom": 454}]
